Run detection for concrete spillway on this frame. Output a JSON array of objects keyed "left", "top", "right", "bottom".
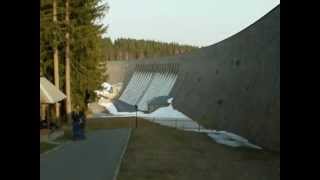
[
  {"left": 119, "top": 71, "right": 154, "bottom": 105},
  {"left": 106, "top": 5, "right": 280, "bottom": 151},
  {"left": 119, "top": 65, "right": 179, "bottom": 111}
]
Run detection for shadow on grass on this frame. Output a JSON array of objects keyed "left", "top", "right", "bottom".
[{"left": 40, "top": 142, "right": 58, "bottom": 154}]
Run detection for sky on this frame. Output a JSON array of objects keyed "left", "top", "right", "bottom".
[{"left": 102, "top": 0, "right": 280, "bottom": 47}]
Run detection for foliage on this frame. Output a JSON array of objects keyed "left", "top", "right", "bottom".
[
  {"left": 102, "top": 38, "right": 198, "bottom": 61},
  {"left": 40, "top": 0, "right": 108, "bottom": 113}
]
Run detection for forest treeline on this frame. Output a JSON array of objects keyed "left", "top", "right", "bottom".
[{"left": 102, "top": 38, "right": 198, "bottom": 61}]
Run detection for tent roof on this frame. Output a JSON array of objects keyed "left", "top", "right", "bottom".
[{"left": 40, "top": 77, "right": 66, "bottom": 104}]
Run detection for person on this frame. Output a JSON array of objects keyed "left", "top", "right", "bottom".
[
  {"left": 79, "top": 110, "right": 86, "bottom": 140},
  {"left": 72, "top": 111, "right": 81, "bottom": 141}
]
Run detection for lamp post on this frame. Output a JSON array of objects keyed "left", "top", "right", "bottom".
[{"left": 134, "top": 105, "right": 138, "bottom": 128}]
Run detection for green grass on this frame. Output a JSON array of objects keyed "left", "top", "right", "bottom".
[
  {"left": 86, "top": 117, "right": 153, "bottom": 131},
  {"left": 55, "top": 117, "right": 149, "bottom": 142},
  {"left": 40, "top": 142, "right": 57, "bottom": 154},
  {"left": 54, "top": 126, "right": 73, "bottom": 142},
  {"left": 117, "top": 120, "right": 280, "bottom": 180}
]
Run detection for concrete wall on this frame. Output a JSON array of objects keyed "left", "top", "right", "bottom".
[
  {"left": 106, "top": 6, "right": 280, "bottom": 151},
  {"left": 106, "top": 61, "right": 136, "bottom": 84}
]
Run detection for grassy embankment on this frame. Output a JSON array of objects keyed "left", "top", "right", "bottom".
[{"left": 117, "top": 119, "right": 280, "bottom": 180}]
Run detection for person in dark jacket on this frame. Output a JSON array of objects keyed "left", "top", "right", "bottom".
[
  {"left": 79, "top": 110, "right": 86, "bottom": 140},
  {"left": 72, "top": 111, "right": 81, "bottom": 140}
]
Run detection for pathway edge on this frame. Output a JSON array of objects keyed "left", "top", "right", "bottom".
[{"left": 112, "top": 128, "right": 132, "bottom": 180}]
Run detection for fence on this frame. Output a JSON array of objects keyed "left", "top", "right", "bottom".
[{"left": 146, "top": 117, "right": 205, "bottom": 132}]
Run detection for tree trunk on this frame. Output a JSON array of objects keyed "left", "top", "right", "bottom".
[
  {"left": 124, "top": 51, "right": 129, "bottom": 60},
  {"left": 40, "top": 104, "right": 47, "bottom": 121},
  {"left": 53, "top": 0, "right": 60, "bottom": 123},
  {"left": 65, "top": 0, "right": 72, "bottom": 123},
  {"left": 139, "top": 51, "right": 144, "bottom": 59}
]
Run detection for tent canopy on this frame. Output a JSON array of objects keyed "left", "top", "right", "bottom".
[{"left": 40, "top": 77, "right": 66, "bottom": 104}]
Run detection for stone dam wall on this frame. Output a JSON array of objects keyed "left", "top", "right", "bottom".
[{"left": 105, "top": 6, "right": 280, "bottom": 151}]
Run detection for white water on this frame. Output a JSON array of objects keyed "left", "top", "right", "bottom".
[
  {"left": 119, "top": 71, "right": 155, "bottom": 106},
  {"left": 138, "top": 72, "right": 177, "bottom": 111},
  {"left": 119, "top": 72, "right": 139, "bottom": 102}
]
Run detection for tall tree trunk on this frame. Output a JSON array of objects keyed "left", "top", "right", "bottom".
[
  {"left": 124, "top": 51, "right": 129, "bottom": 60},
  {"left": 53, "top": 0, "right": 60, "bottom": 123},
  {"left": 40, "top": 104, "right": 47, "bottom": 121},
  {"left": 139, "top": 51, "right": 144, "bottom": 59},
  {"left": 65, "top": 0, "right": 72, "bottom": 123}
]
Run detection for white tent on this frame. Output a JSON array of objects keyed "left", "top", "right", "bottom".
[{"left": 40, "top": 77, "right": 66, "bottom": 104}]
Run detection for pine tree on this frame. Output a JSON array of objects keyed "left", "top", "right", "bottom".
[
  {"left": 101, "top": 38, "right": 198, "bottom": 61},
  {"left": 41, "top": 0, "right": 109, "bottom": 122},
  {"left": 68, "top": 0, "right": 108, "bottom": 111}
]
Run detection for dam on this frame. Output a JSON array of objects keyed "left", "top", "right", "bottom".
[{"left": 105, "top": 5, "right": 280, "bottom": 151}]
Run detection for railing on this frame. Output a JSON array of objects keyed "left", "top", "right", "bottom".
[{"left": 146, "top": 117, "right": 204, "bottom": 132}]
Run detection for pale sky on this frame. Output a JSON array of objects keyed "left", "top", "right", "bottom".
[{"left": 102, "top": 0, "right": 280, "bottom": 47}]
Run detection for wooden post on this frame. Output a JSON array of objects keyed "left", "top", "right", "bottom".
[
  {"left": 135, "top": 105, "right": 138, "bottom": 128},
  {"left": 47, "top": 105, "right": 51, "bottom": 136},
  {"left": 175, "top": 119, "right": 177, "bottom": 129}
]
